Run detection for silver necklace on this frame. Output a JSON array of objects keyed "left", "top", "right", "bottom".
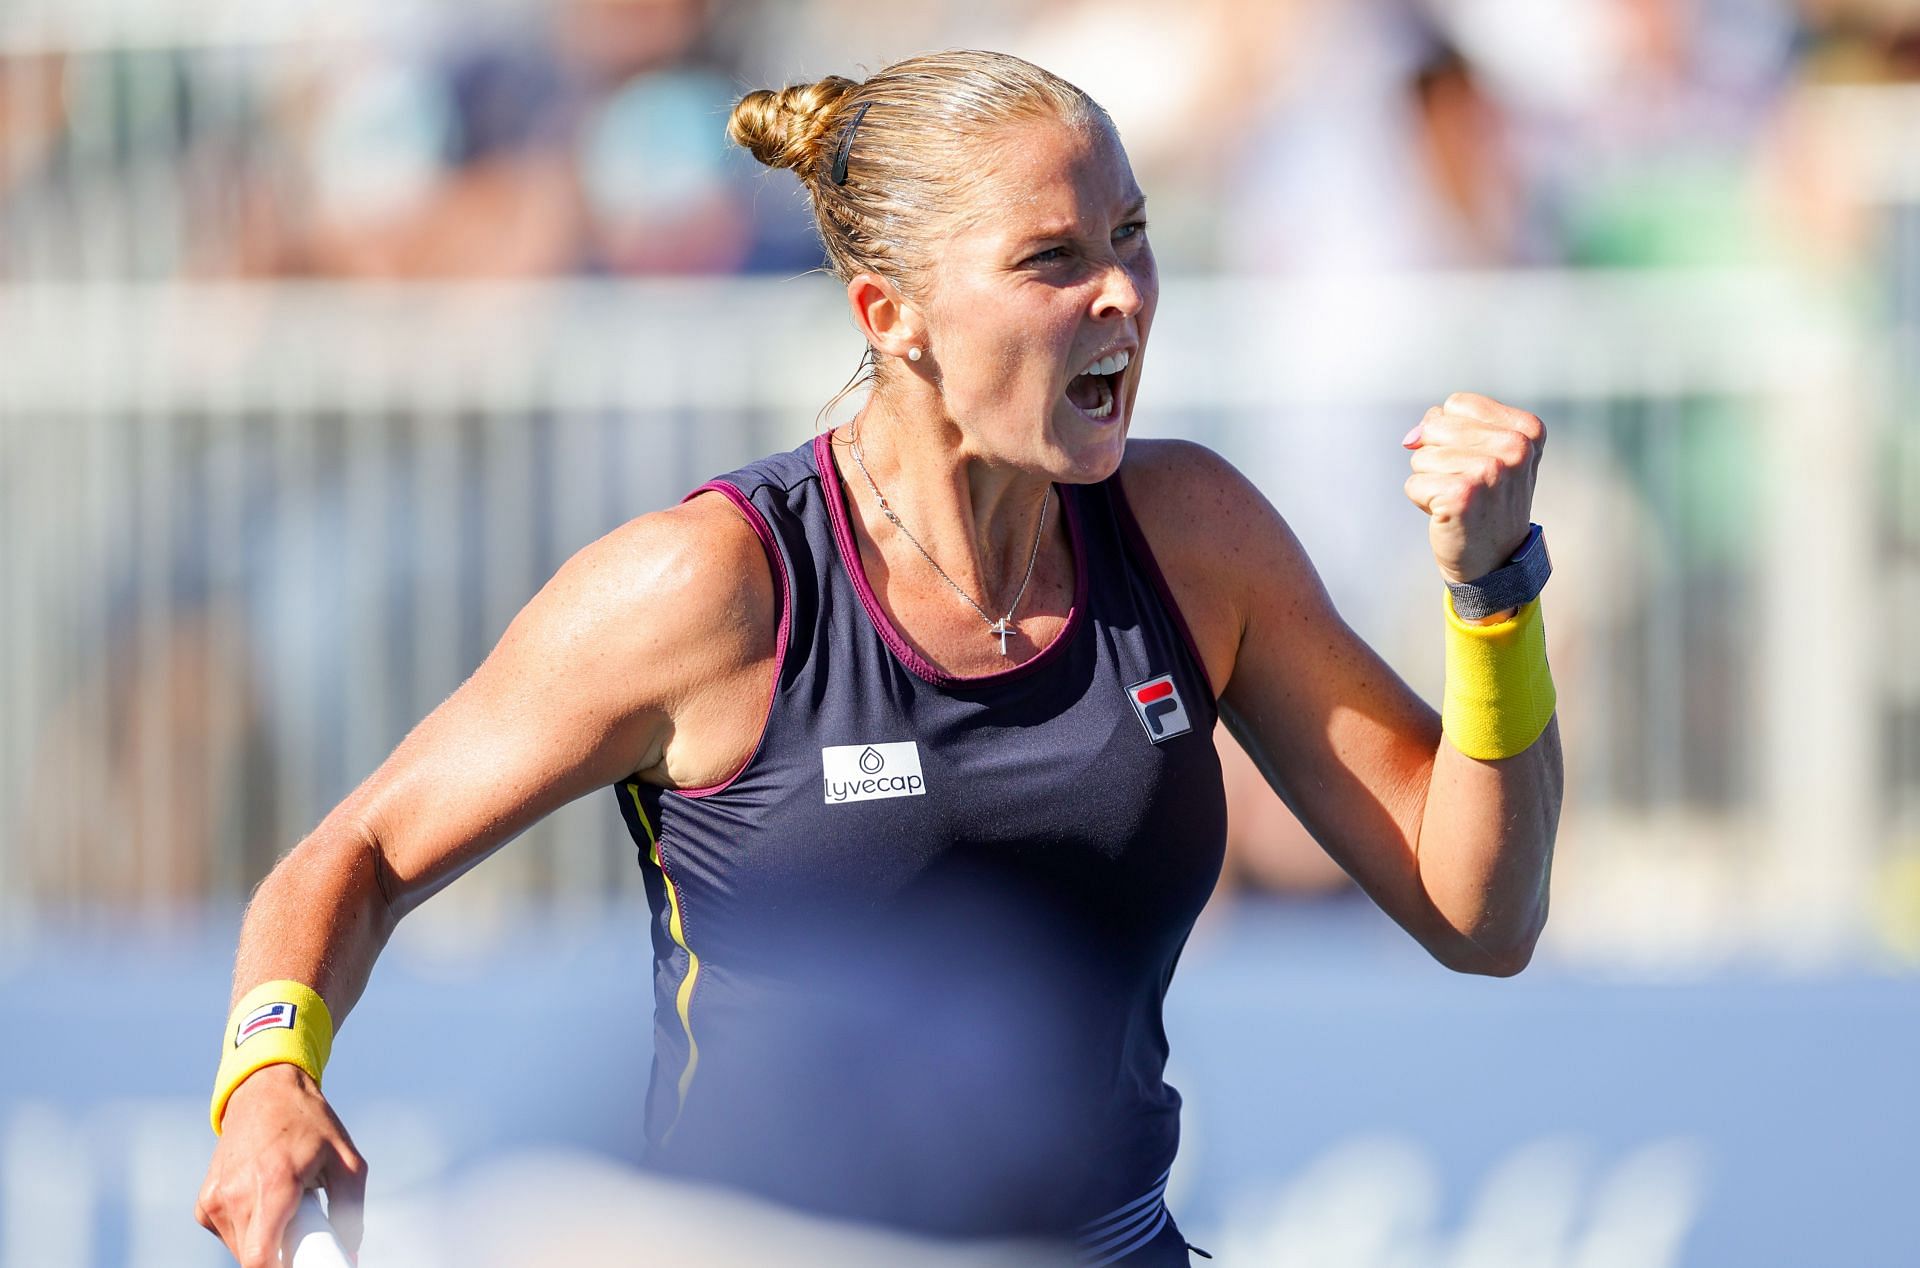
[{"left": 848, "top": 433, "right": 1050, "bottom": 656}]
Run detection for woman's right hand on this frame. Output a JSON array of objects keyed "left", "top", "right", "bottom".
[
  {"left": 195, "top": 1063, "right": 367, "bottom": 1267},
  {"left": 190, "top": 494, "right": 775, "bottom": 1265}
]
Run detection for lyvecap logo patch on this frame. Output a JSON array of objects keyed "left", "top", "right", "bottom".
[
  {"left": 1127, "top": 673, "right": 1192, "bottom": 743},
  {"left": 822, "top": 741, "right": 926, "bottom": 804}
]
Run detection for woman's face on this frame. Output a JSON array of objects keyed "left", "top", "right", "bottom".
[{"left": 915, "top": 116, "right": 1157, "bottom": 484}]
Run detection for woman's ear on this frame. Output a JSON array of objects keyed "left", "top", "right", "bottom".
[{"left": 847, "top": 272, "right": 923, "bottom": 363}]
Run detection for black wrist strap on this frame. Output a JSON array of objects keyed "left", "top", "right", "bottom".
[{"left": 1446, "top": 523, "right": 1551, "bottom": 620}]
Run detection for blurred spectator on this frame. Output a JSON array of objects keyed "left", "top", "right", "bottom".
[
  {"left": 565, "top": 0, "right": 817, "bottom": 274},
  {"left": 578, "top": 66, "right": 756, "bottom": 273},
  {"left": 0, "top": 0, "right": 1867, "bottom": 287},
  {"left": 1011, "top": 0, "right": 1304, "bottom": 268},
  {"left": 1794, "top": 0, "right": 1920, "bottom": 82},
  {"left": 1776, "top": 0, "right": 1920, "bottom": 284},
  {"left": 302, "top": 59, "right": 501, "bottom": 274},
  {"left": 1408, "top": 42, "right": 1535, "bottom": 267},
  {"left": 0, "top": 52, "right": 68, "bottom": 241},
  {"left": 1218, "top": 0, "right": 1551, "bottom": 274},
  {"left": 267, "top": 0, "right": 817, "bottom": 278},
  {"left": 1545, "top": 0, "right": 1801, "bottom": 268},
  {"left": 297, "top": 16, "right": 578, "bottom": 278}
]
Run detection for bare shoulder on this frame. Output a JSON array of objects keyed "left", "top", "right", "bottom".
[
  {"left": 1116, "top": 438, "right": 1271, "bottom": 540},
  {"left": 340, "top": 488, "right": 780, "bottom": 897},
  {"left": 1115, "top": 439, "right": 1332, "bottom": 692},
  {"left": 511, "top": 490, "right": 778, "bottom": 695},
  {"left": 533, "top": 491, "right": 774, "bottom": 638}
]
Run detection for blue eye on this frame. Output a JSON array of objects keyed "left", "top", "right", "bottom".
[
  {"left": 1027, "top": 246, "right": 1068, "bottom": 265},
  {"left": 1115, "top": 220, "right": 1148, "bottom": 243}
]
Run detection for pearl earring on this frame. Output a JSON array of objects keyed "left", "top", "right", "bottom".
[{"left": 907, "top": 346, "right": 922, "bottom": 363}]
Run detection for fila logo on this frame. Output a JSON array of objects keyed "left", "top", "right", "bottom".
[
  {"left": 822, "top": 741, "right": 927, "bottom": 804},
  {"left": 1127, "top": 674, "right": 1192, "bottom": 743}
]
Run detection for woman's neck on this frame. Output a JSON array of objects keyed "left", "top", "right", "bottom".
[{"left": 836, "top": 396, "right": 1057, "bottom": 612}]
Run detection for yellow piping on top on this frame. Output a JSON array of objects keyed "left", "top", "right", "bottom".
[{"left": 626, "top": 782, "right": 702, "bottom": 1141}]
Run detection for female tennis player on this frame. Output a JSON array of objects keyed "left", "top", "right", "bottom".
[{"left": 196, "top": 50, "right": 1561, "bottom": 1268}]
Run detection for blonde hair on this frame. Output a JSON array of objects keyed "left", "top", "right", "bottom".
[{"left": 727, "top": 50, "right": 1109, "bottom": 296}]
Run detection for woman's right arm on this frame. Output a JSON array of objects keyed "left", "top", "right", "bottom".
[{"left": 194, "top": 493, "right": 778, "bottom": 1267}]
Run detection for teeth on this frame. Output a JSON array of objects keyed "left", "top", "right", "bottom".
[
  {"left": 1073, "top": 374, "right": 1115, "bottom": 420},
  {"left": 1077, "top": 349, "right": 1130, "bottom": 379}
]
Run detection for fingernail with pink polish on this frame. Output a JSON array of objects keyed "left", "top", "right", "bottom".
[{"left": 1401, "top": 424, "right": 1423, "bottom": 448}]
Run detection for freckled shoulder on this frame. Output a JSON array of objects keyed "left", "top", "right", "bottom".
[{"left": 1114, "top": 438, "right": 1290, "bottom": 695}]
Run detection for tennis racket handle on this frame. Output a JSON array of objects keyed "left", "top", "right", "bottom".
[{"left": 284, "top": 1191, "right": 355, "bottom": 1267}]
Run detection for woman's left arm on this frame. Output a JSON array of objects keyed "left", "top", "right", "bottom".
[{"left": 1122, "top": 394, "right": 1563, "bottom": 976}]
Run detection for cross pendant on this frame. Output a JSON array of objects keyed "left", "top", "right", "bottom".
[{"left": 989, "top": 618, "right": 1013, "bottom": 656}]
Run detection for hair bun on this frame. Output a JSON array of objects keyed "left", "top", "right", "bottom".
[{"left": 727, "top": 76, "right": 862, "bottom": 179}]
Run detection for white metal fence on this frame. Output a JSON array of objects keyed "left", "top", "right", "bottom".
[{"left": 1, "top": 271, "right": 1910, "bottom": 963}]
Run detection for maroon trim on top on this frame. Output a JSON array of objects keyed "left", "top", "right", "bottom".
[
  {"left": 812, "top": 431, "right": 1088, "bottom": 690},
  {"left": 1108, "top": 472, "right": 1217, "bottom": 700},
  {"left": 669, "top": 481, "right": 793, "bottom": 798}
]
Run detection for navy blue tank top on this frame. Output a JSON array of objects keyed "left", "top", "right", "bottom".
[{"left": 616, "top": 434, "right": 1225, "bottom": 1259}]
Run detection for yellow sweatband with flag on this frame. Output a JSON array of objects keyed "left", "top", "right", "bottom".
[
  {"left": 1441, "top": 592, "right": 1556, "bottom": 760},
  {"left": 209, "top": 979, "right": 334, "bottom": 1135}
]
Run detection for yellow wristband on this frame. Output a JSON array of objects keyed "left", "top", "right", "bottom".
[
  {"left": 209, "top": 979, "right": 334, "bottom": 1135},
  {"left": 1441, "top": 592, "right": 1556, "bottom": 760}
]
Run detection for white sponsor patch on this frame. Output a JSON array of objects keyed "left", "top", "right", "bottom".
[{"left": 822, "top": 741, "right": 927, "bottom": 804}]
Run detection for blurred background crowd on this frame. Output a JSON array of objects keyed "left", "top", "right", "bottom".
[
  {"left": 3, "top": 2, "right": 1919, "bottom": 1262},
  {"left": 0, "top": 0, "right": 1915, "bottom": 279},
  {"left": 0, "top": 0, "right": 1914, "bottom": 280},
  {"left": 6, "top": 0, "right": 1919, "bottom": 951}
]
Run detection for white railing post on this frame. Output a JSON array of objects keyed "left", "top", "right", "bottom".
[{"left": 1754, "top": 288, "right": 1880, "bottom": 961}]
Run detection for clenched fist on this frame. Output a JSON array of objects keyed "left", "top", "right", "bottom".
[{"left": 1402, "top": 392, "right": 1545, "bottom": 589}]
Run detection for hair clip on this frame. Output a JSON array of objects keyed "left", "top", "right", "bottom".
[{"left": 830, "top": 102, "right": 872, "bottom": 186}]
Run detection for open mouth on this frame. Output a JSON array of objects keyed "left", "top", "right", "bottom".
[{"left": 1064, "top": 349, "right": 1131, "bottom": 423}]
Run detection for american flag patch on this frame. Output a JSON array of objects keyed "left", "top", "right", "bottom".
[{"left": 235, "top": 1001, "right": 297, "bottom": 1047}]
